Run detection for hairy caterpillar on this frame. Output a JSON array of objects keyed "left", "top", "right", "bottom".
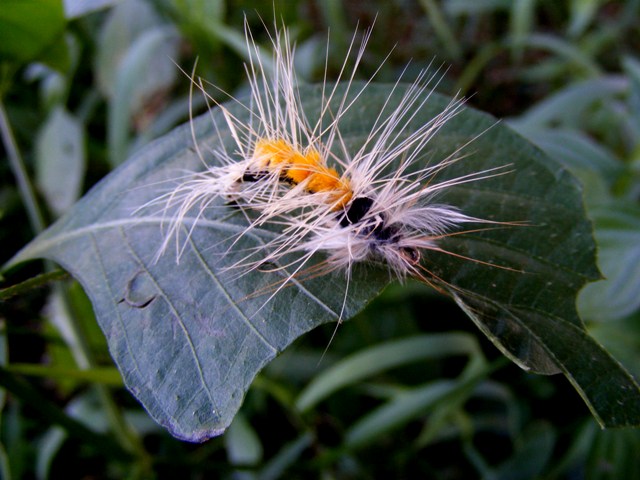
[{"left": 151, "top": 22, "right": 513, "bottom": 318}]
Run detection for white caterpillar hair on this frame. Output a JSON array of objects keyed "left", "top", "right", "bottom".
[{"left": 148, "top": 19, "right": 512, "bottom": 313}]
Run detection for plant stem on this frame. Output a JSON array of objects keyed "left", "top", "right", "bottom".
[
  {"left": 0, "top": 269, "right": 69, "bottom": 300},
  {"left": 0, "top": 366, "right": 131, "bottom": 461},
  {"left": 0, "top": 101, "right": 46, "bottom": 234},
  {"left": 419, "top": 0, "right": 463, "bottom": 61},
  {"left": 57, "top": 285, "right": 150, "bottom": 464}
]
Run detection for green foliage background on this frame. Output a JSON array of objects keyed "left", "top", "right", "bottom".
[{"left": 1, "top": 0, "right": 639, "bottom": 478}]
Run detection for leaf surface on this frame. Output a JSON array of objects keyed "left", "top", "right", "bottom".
[{"left": 9, "top": 83, "right": 639, "bottom": 439}]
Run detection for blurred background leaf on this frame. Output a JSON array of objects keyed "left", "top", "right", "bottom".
[{"left": 0, "top": 0, "right": 67, "bottom": 70}]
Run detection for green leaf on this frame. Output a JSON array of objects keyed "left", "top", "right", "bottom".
[
  {"left": 171, "top": 0, "right": 226, "bottom": 23},
  {"left": 7, "top": 83, "right": 638, "bottom": 440},
  {"left": 95, "top": 1, "right": 181, "bottom": 167},
  {"left": 344, "top": 380, "right": 461, "bottom": 449},
  {"left": 589, "top": 316, "right": 640, "bottom": 383},
  {"left": 511, "top": 33, "right": 600, "bottom": 77},
  {"left": 0, "top": 0, "right": 66, "bottom": 65},
  {"left": 36, "top": 106, "right": 86, "bottom": 216},
  {"left": 344, "top": 355, "right": 492, "bottom": 450},
  {"left": 568, "top": 0, "right": 605, "bottom": 37},
  {"left": 578, "top": 203, "right": 640, "bottom": 321},
  {"left": 512, "top": 127, "right": 622, "bottom": 185},
  {"left": 256, "top": 433, "right": 313, "bottom": 480},
  {"left": 492, "top": 422, "right": 556, "bottom": 480},
  {"left": 509, "top": 0, "right": 536, "bottom": 60},
  {"left": 94, "top": 0, "right": 164, "bottom": 99},
  {"left": 0, "top": 367, "right": 129, "bottom": 459},
  {"left": 456, "top": 293, "right": 640, "bottom": 428},
  {"left": 445, "top": 0, "right": 512, "bottom": 15},
  {"left": 296, "top": 333, "right": 483, "bottom": 412},
  {"left": 64, "top": 0, "right": 120, "bottom": 19},
  {"left": 511, "top": 77, "right": 627, "bottom": 129},
  {"left": 585, "top": 424, "right": 640, "bottom": 480},
  {"left": 107, "top": 26, "right": 180, "bottom": 166},
  {"left": 224, "top": 413, "right": 263, "bottom": 466}
]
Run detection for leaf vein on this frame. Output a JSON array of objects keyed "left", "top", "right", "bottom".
[
  {"left": 119, "top": 226, "right": 219, "bottom": 414},
  {"left": 185, "top": 230, "right": 278, "bottom": 353}
]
